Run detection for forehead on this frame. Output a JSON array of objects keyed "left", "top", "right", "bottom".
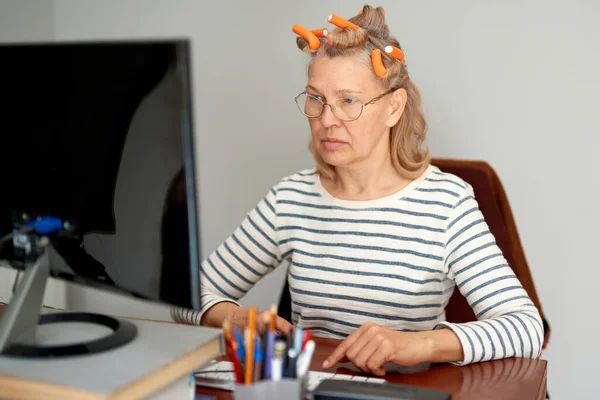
[{"left": 307, "top": 55, "right": 380, "bottom": 94}]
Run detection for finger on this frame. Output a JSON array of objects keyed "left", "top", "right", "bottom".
[
  {"left": 345, "top": 324, "right": 381, "bottom": 364},
  {"left": 324, "top": 334, "right": 361, "bottom": 368},
  {"left": 368, "top": 338, "right": 397, "bottom": 377},
  {"left": 367, "top": 344, "right": 395, "bottom": 377},
  {"left": 258, "top": 310, "right": 280, "bottom": 334},
  {"left": 275, "top": 316, "right": 294, "bottom": 335},
  {"left": 323, "top": 326, "right": 367, "bottom": 368},
  {"left": 254, "top": 311, "right": 268, "bottom": 334},
  {"left": 352, "top": 334, "right": 383, "bottom": 374}
]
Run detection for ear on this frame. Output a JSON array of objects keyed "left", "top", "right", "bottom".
[{"left": 385, "top": 88, "right": 407, "bottom": 127}]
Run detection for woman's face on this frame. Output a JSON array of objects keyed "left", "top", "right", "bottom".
[{"left": 305, "top": 55, "right": 405, "bottom": 171}]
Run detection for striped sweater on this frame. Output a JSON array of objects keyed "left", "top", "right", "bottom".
[{"left": 177, "top": 164, "right": 543, "bottom": 365}]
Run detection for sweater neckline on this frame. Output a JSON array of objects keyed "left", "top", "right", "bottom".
[{"left": 313, "top": 164, "right": 434, "bottom": 208}]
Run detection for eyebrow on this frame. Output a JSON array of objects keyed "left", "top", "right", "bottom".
[{"left": 306, "top": 85, "right": 362, "bottom": 95}]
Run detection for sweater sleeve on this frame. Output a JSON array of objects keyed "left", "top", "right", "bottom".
[
  {"left": 435, "top": 184, "right": 544, "bottom": 365},
  {"left": 171, "top": 186, "right": 281, "bottom": 325}
]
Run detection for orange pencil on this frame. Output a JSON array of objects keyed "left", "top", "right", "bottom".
[
  {"left": 269, "top": 304, "right": 276, "bottom": 333},
  {"left": 245, "top": 306, "right": 257, "bottom": 385}
]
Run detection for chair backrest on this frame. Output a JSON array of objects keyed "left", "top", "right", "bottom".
[
  {"left": 430, "top": 158, "right": 549, "bottom": 347},
  {"left": 278, "top": 158, "right": 549, "bottom": 347}
]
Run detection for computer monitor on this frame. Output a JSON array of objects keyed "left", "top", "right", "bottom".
[{"left": 0, "top": 39, "right": 201, "bottom": 357}]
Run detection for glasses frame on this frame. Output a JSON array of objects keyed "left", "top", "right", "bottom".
[{"left": 294, "top": 87, "right": 397, "bottom": 122}]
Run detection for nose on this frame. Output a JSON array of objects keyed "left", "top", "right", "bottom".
[{"left": 320, "top": 104, "right": 342, "bottom": 128}]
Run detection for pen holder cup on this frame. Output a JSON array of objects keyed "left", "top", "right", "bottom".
[{"left": 234, "top": 376, "right": 308, "bottom": 400}]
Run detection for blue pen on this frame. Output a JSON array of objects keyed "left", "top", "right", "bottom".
[
  {"left": 234, "top": 326, "right": 246, "bottom": 363},
  {"left": 254, "top": 336, "right": 263, "bottom": 382}
]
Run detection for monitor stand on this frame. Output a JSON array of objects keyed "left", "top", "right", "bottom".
[{"left": 0, "top": 239, "right": 137, "bottom": 357}]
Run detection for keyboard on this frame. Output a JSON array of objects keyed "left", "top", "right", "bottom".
[
  {"left": 312, "top": 379, "right": 451, "bottom": 400},
  {"left": 194, "top": 360, "right": 387, "bottom": 392}
]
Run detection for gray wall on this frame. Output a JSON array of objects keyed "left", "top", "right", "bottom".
[
  {"left": 0, "top": 0, "right": 54, "bottom": 41},
  {"left": 51, "top": 0, "right": 313, "bottom": 315},
  {"left": 2, "top": 0, "right": 599, "bottom": 398}
]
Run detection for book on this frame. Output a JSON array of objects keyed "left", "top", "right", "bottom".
[
  {"left": 0, "top": 314, "right": 223, "bottom": 399},
  {"left": 147, "top": 373, "right": 195, "bottom": 400}
]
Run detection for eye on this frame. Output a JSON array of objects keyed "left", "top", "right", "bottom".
[
  {"left": 342, "top": 97, "right": 356, "bottom": 105},
  {"left": 307, "top": 94, "right": 323, "bottom": 102}
]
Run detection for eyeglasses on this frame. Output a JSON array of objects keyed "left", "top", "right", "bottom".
[{"left": 294, "top": 88, "right": 396, "bottom": 122}]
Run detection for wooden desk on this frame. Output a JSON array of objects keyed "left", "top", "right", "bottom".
[
  {"left": 0, "top": 305, "right": 547, "bottom": 399},
  {"left": 197, "top": 337, "right": 547, "bottom": 400}
]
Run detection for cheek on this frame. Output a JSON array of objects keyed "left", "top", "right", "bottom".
[
  {"left": 308, "top": 119, "right": 320, "bottom": 135},
  {"left": 345, "top": 121, "right": 370, "bottom": 144},
  {"left": 358, "top": 111, "right": 386, "bottom": 136},
  {"left": 345, "top": 121, "right": 383, "bottom": 152}
]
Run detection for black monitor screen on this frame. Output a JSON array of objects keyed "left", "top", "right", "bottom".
[{"left": 0, "top": 40, "right": 201, "bottom": 310}]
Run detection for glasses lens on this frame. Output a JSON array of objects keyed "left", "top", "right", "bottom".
[
  {"left": 295, "top": 93, "right": 364, "bottom": 121},
  {"left": 296, "top": 93, "right": 323, "bottom": 117},
  {"left": 333, "top": 98, "right": 363, "bottom": 121}
]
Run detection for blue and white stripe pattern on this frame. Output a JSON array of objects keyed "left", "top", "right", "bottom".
[{"left": 184, "top": 165, "right": 543, "bottom": 365}]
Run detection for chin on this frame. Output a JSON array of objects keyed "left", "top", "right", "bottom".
[{"left": 318, "top": 149, "right": 349, "bottom": 167}]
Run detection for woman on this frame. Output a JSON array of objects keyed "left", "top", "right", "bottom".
[{"left": 179, "top": 5, "right": 543, "bottom": 375}]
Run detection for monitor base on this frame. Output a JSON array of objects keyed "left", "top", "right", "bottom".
[
  {"left": 0, "top": 241, "right": 137, "bottom": 357},
  {"left": 1, "top": 311, "right": 137, "bottom": 357}
]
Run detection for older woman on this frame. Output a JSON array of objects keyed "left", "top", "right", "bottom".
[{"left": 184, "top": 5, "right": 543, "bottom": 376}]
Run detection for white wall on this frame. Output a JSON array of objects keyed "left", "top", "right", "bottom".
[{"left": 2, "top": 0, "right": 598, "bottom": 398}]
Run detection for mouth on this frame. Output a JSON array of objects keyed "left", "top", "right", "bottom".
[{"left": 321, "top": 139, "right": 347, "bottom": 151}]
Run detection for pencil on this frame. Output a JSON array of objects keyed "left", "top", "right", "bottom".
[
  {"left": 245, "top": 306, "right": 257, "bottom": 385},
  {"left": 294, "top": 327, "right": 304, "bottom": 354},
  {"left": 269, "top": 304, "right": 276, "bottom": 333},
  {"left": 254, "top": 336, "right": 263, "bottom": 382},
  {"left": 262, "top": 313, "right": 270, "bottom": 379},
  {"left": 222, "top": 321, "right": 243, "bottom": 383},
  {"left": 234, "top": 326, "right": 246, "bottom": 364},
  {"left": 301, "top": 328, "right": 312, "bottom": 352}
]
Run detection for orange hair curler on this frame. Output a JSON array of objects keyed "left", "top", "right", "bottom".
[
  {"left": 327, "top": 13, "right": 359, "bottom": 30},
  {"left": 357, "top": 9, "right": 363, "bottom": 15},
  {"left": 293, "top": 24, "right": 321, "bottom": 50},
  {"left": 384, "top": 45, "right": 405, "bottom": 62},
  {"left": 371, "top": 49, "right": 387, "bottom": 78},
  {"left": 311, "top": 28, "right": 329, "bottom": 37}
]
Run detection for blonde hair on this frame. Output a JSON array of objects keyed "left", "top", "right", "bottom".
[{"left": 296, "top": 5, "right": 430, "bottom": 180}]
